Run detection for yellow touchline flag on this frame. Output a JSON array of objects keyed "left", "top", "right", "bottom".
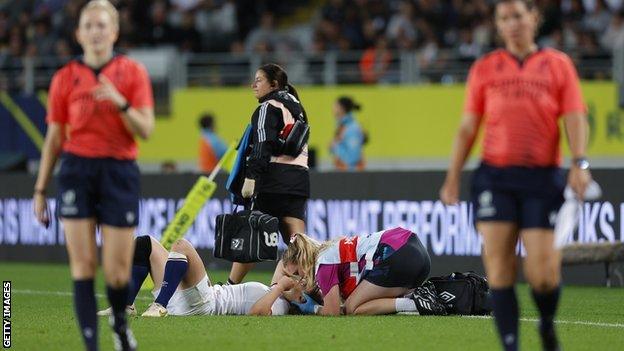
[
  {"left": 141, "top": 141, "right": 237, "bottom": 291},
  {"left": 220, "top": 141, "right": 238, "bottom": 174}
]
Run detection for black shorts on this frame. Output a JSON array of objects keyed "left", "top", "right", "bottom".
[
  {"left": 363, "top": 234, "right": 431, "bottom": 289},
  {"left": 254, "top": 192, "right": 307, "bottom": 221},
  {"left": 470, "top": 162, "right": 565, "bottom": 229},
  {"left": 56, "top": 153, "right": 140, "bottom": 227}
]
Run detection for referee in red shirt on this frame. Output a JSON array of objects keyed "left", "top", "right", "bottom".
[
  {"left": 33, "top": 1, "right": 154, "bottom": 350},
  {"left": 440, "top": 1, "right": 592, "bottom": 350}
]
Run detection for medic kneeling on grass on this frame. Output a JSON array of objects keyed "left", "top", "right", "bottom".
[{"left": 279, "top": 227, "right": 443, "bottom": 316}]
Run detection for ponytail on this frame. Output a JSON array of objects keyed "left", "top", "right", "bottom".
[
  {"left": 286, "top": 83, "right": 308, "bottom": 122},
  {"left": 285, "top": 83, "right": 298, "bottom": 100},
  {"left": 337, "top": 96, "right": 362, "bottom": 114}
]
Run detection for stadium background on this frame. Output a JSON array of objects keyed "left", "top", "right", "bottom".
[
  {"left": 1, "top": 0, "right": 624, "bottom": 284},
  {"left": 0, "top": 1, "right": 623, "bottom": 350}
]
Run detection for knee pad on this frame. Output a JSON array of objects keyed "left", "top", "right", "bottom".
[{"left": 133, "top": 235, "right": 152, "bottom": 267}]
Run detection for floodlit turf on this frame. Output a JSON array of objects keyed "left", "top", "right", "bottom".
[{"left": 1, "top": 263, "right": 622, "bottom": 351}]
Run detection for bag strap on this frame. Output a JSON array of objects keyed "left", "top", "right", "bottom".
[
  {"left": 250, "top": 195, "right": 257, "bottom": 211},
  {"left": 239, "top": 195, "right": 257, "bottom": 213}
]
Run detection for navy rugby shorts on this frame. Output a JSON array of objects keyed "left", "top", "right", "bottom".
[
  {"left": 56, "top": 153, "right": 140, "bottom": 227},
  {"left": 470, "top": 162, "right": 565, "bottom": 229}
]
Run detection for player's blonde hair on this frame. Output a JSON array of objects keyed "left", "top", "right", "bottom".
[
  {"left": 80, "top": 0, "right": 119, "bottom": 29},
  {"left": 282, "top": 233, "right": 334, "bottom": 291}
]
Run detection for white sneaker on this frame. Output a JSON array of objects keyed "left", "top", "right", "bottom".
[
  {"left": 97, "top": 304, "right": 137, "bottom": 317},
  {"left": 141, "top": 302, "right": 168, "bottom": 317}
]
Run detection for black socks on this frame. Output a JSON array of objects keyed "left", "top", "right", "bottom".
[
  {"left": 532, "top": 286, "right": 561, "bottom": 351},
  {"left": 490, "top": 287, "right": 519, "bottom": 351},
  {"left": 73, "top": 279, "right": 98, "bottom": 351}
]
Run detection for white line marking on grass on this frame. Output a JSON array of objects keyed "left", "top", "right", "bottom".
[
  {"left": 11, "top": 289, "right": 624, "bottom": 329},
  {"left": 464, "top": 315, "right": 624, "bottom": 329},
  {"left": 13, "top": 289, "right": 153, "bottom": 301}
]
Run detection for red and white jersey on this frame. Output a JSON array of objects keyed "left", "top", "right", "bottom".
[{"left": 315, "top": 230, "right": 385, "bottom": 298}]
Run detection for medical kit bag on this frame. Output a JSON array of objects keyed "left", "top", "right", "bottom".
[
  {"left": 214, "top": 209, "right": 280, "bottom": 263},
  {"left": 278, "top": 118, "right": 309, "bottom": 157}
]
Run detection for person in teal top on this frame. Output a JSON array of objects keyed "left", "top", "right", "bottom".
[{"left": 330, "top": 96, "right": 366, "bottom": 170}]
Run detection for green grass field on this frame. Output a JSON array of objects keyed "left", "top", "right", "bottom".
[{"left": 1, "top": 263, "right": 622, "bottom": 351}]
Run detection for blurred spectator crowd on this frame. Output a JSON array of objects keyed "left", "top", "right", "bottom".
[
  {"left": 314, "top": 0, "right": 624, "bottom": 60},
  {"left": 0, "top": 0, "right": 306, "bottom": 62},
  {"left": 1, "top": 0, "right": 623, "bottom": 78}
]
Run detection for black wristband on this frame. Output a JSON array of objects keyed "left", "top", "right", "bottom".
[
  {"left": 34, "top": 189, "right": 46, "bottom": 195},
  {"left": 119, "top": 102, "right": 131, "bottom": 113}
]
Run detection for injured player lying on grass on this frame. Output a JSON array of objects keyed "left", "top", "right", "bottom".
[
  {"left": 98, "top": 232, "right": 444, "bottom": 317},
  {"left": 97, "top": 235, "right": 302, "bottom": 317}
]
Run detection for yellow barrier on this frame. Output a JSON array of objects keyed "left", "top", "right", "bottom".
[{"left": 136, "top": 82, "right": 621, "bottom": 162}]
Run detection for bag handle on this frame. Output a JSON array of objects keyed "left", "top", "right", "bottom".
[
  {"left": 250, "top": 195, "right": 257, "bottom": 211},
  {"left": 234, "top": 195, "right": 257, "bottom": 214}
]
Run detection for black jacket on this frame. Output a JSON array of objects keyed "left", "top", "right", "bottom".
[{"left": 246, "top": 90, "right": 310, "bottom": 197}]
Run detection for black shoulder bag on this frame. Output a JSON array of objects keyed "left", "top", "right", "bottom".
[
  {"left": 214, "top": 201, "right": 280, "bottom": 263},
  {"left": 427, "top": 271, "right": 492, "bottom": 315}
]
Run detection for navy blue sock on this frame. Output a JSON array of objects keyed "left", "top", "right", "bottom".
[
  {"left": 73, "top": 279, "right": 98, "bottom": 351},
  {"left": 490, "top": 287, "right": 519, "bottom": 351},
  {"left": 532, "top": 286, "right": 561, "bottom": 332},
  {"left": 106, "top": 284, "right": 130, "bottom": 333},
  {"left": 155, "top": 253, "right": 188, "bottom": 307},
  {"left": 127, "top": 265, "right": 149, "bottom": 305}
]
